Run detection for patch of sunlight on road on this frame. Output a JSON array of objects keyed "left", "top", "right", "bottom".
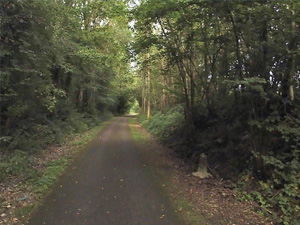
[{"left": 128, "top": 113, "right": 139, "bottom": 116}]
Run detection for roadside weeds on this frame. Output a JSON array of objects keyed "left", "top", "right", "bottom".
[
  {"left": 129, "top": 117, "right": 274, "bottom": 225},
  {"left": 0, "top": 118, "right": 116, "bottom": 225}
]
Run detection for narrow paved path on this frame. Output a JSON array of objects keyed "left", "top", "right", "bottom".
[{"left": 28, "top": 116, "right": 183, "bottom": 225}]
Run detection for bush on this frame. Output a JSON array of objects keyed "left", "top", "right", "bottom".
[
  {"left": 0, "top": 150, "right": 37, "bottom": 182},
  {"left": 139, "top": 105, "right": 184, "bottom": 141}
]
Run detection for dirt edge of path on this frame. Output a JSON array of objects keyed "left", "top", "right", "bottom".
[
  {"left": 129, "top": 117, "right": 276, "bottom": 225},
  {"left": 0, "top": 118, "right": 116, "bottom": 225}
]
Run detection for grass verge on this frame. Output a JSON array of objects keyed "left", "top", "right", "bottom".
[
  {"left": 0, "top": 118, "right": 116, "bottom": 225},
  {"left": 128, "top": 117, "right": 208, "bottom": 225}
]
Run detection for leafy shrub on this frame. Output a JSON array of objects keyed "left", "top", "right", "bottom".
[
  {"left": 236, "top": 111, "right": 300, "bottom": 224},
  {"left": 0, "top": 150, "right": 37, "bottom": 182},
  {"left": 138, "top": 113, "right": 148, "bottom": 124},
  {"left": 139, "top": 105, "right": 184, "bottom": 141}
]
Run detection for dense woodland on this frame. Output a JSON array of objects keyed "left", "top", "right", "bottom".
[
  {"left": 1, "top": 0, "right": 300, "bottom": 224},
  {"left": 0, "top": 0, "right": 135, "bottom": 152}
]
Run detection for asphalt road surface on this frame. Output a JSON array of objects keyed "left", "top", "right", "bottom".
[{"left": 28, "top": 116, "right": 184, "bottom": 225}]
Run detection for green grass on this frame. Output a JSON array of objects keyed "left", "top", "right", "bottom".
[
  {"left": 10, "top": 118, "right": 116, "bottom": 221},
  {"left": 34, "top": 118, "right": 116, "bottom": 191},
  {"left": 129, "top": 117, "right": 208, "bottom": 225},
  {"left": 73, "top": 119, "right": 115, "bottom": 147},
  {"left": 175, "top": 199, "right": 206, "bottom": 225},
  {"left": 35, "top": 118, "right": 115, "bottom": 186},
  {"left": 128, "top": 118, "right": 145, "bottom": 141},
  {"left": 34, "top": 157, "right": 69, "bottom": 195},
  {"left": 15, "top": 204, "right": 37, "bottom": 219},
  {"left": 137, "top": 105, "right": 184, "bottom": 141}
]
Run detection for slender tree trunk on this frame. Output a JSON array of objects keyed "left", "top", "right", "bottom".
[
  {"left": 162, "top": 76, "right": 167, "bottom": 114},
  {"left": 226, "top": 4, "right": 243, "bottom": 79},
  {"left": 180, "top": 68, "right": 192, "bottom": 124},
  {"left": 287, "top": 13, "right": 297, "bottom": 102},
  {"left": 147, "top": 73, "right": 151, "bottom": 119},
  {"left": 282, "top": 11, "right": 297, "bottom": 108},
  {"left": 147, "top": 52, "right": 151, "bottom": 119},
  {"left": 78, "top": 89, "right": 83, "bottom": 104},
  {"left": 142, "top": 72, "right": 146, "bottom": 113},
  {"left": 190, "top": 67, "right": 195, "bottom": 113}
]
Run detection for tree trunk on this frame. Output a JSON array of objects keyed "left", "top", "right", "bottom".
[
  {"left": 78, "top": 89, "right": 83, "bottom": 104},
  {"left": 147, "top": 52, "right": 151, "bottom": 119},
  {"left": 282, "top": 10, "right": 297, "bottom": 111},
  {"left": 142, "top": 72, "right": 146, "bottom": 113},
  {"left": 162, "top": 76, "right": 167, "bottom": 114},
  {"left": 226, "top": 4, "right": 243, "bottom": 79}
]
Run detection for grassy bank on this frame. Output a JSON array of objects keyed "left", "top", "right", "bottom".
[
  {"left": 0, "top": 117, "right": 116, "bottom": 224},
  {"left": 136, "top": 105, "right": 299, "bottom": 224},
  {"left": 128, "top": 117, "right": 208, "bottom": 225}
]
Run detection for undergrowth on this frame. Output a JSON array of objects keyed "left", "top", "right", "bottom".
[
  {"left": 138, "top": 105, "right": 184, "bottom": 140},
  {"left": 129, "top": 116, "right": 208, "bottom": 225},
  {"left": 0, "top": 110, "right": 114, "bottom": 154},
  {"left": 0, "top": 116, "right": 114, "bottom": 222},
  {"left": 0, "top": 112, "right": 113, "bottom": 182},
  {"left": 138, "top": 105, "right": 300, "bottom": 225}
]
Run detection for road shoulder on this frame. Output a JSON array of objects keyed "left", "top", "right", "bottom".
[
  {"left": 0, "top": 118, "right": 116, "bottom": 225},
  {"left": 129, "top": 117, "right": 273, "bottom": 225}
]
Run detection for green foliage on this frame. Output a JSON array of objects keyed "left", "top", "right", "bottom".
[
  {"left": 248, "top": 113, "right": 300, "bottom": 224},
  {"left": 1, "top": 0, "right": 299, "bottom": 223},
  {"left": 223, "top": 77, "right": 268, "bottom": 99},
  {"left": 0, "top": 150, "right": 38, "bottom": 182},
  {"left": 34, "top": 157, "right": 69, "bottom": 195},
  {"left": 0, "top": 0, "right": 132, "bottom": 154},
  {"left": 0, "top": 120, "right": 113, "bottom": 224},
  {"left": 133, "top": 1, "right": 300, "bottom": 223},
  {"left": 15, "top": 204, "right": 37, "bottom": 218},
  {"left": 139, "top": 105, "right": 184, "bottom": 140},
  {"left": 128, "top": 118, "right": 145, "bottom": 142}
]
